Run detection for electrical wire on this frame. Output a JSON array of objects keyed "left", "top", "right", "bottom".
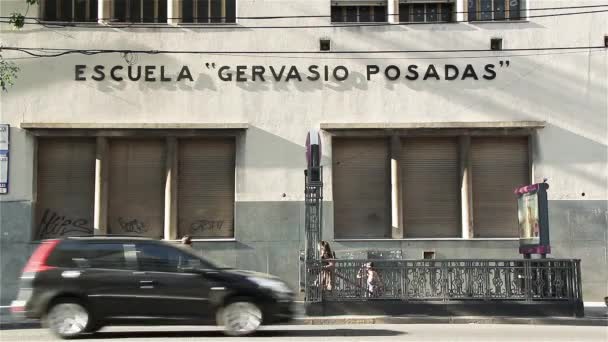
[
  {"left": 3, "top": 49, "right": 606, "bottom": 61},
  {"left": 2, "top": 46, "right": 605, "bottom": 59}
]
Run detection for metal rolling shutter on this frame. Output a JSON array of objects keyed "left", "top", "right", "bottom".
[
  {"left": 35, "top": 138, "right": 96, "bottom": 239},
  {"left": 177, "top": 138, "right": 235, "bottom": 239},
  {"left": 401, "top": 138, "right": 460, "bottom": 238},
  {"left": 472, "top": 137, "right": 529, "bottom": 238},
  {"left": 333, "top": 138, "right": 390, "bottom": 239},
  {"left": 107, "top": 139, "right": 165, "bottom": 239}
]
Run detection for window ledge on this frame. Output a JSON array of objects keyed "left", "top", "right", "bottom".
[
  {"left": 467, "top": 20, "right": 530, "bottom": 24},
  {"left": 21, "top": 123, "right": 249, "bottom": 130},
  {"left": 334, "top": 238, "right": 519, "bottom": 241},
  {"left": 175, "top": 23, "right": 240, "bottom": 27},
  {"left": 37, "top": 20, "right": 100, "bottom": 26},
  {"left": 101, "top": 22, "right": 170, "bottom": 27},
  {"left": 321, "top": 121, "right": 546, "bottom": 130}
]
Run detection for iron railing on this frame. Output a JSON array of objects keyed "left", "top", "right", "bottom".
[{"left": 305, "top": 259, "right": 583, "bottom": 304}]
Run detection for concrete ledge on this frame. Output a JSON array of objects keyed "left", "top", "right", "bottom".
[
  {"left": 320, "top": 121, "right": 546, "bottom": 130},
  {"left": 20, "top": 123, "right": 249, "bottom": 130}
]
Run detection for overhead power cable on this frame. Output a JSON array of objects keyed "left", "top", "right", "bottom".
[
  {"left": 1, "top": 8, "right": 607, "bottom": 29},
  {"left": 2, "top": 45, "right": 605, "bottom": 59},
  {"left": 4, "top": 49, "right": 605, "bottom": 61}
]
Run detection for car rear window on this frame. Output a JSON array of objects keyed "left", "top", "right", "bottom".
[{"left": 47, "top": 241, "right": 128, "bottom": 270}]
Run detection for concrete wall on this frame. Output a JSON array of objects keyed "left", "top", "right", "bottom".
[{"left": 0, "top": 0, "right": 606, "bottom": 304}]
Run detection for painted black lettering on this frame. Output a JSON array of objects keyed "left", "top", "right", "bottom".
[
  {"left": 445, "top": 65, "right": 459, "bottom": 81},
  {"left": 462, "top": 64, "right": 479, "bottom": 80},
  {"left": 385, "top": 65, "right": 400, "bottom": 81},
  {"left": 366, "top": 65, "right": 380, "bottom": 80},
  {"left": 91, "top": 65, "right": 105, "bottom": 81},
  {"left": 75, "top": 65, "right": 86, "bottom": 81},
  {"left": 423, "top": 65, "right": 440, "bottom": 80},
  {"left": 285, "top": 66, "right": 302, "bottom": 82},
  {"left": 483, "top": 64, "right": 497, "bottom": 80},
  {"left": 236, "top": 65, "right": 247, "bottom": 82},
  {"left": 177, "top": 66, "right": 194, "bottom": 82},
  {"left": 269, "top": 66, "right": 286, "bottom": 81},
  {"left": 333, "top": 66, "right": 348, "bottom": 81},
  {"left": 218, "top": 66, "right": 232, "bottom": 81},
  {"left": 252, "top": 65, "right": 266, "bottom": 82},
  {"left": 307, "top": 65, "right": 320, "bottom": 81},
  {"left": 128, "top": 66, "right": 141, "bottom": 81},
  {"left": 406, "top": 65, "right": 419, "bottom": 80},
  {"left": 145, "top": 66, "right": 156, "bottom": 81},
  {"left": 160, "top": 66, "right": 171, "bottom": 82},
  {"left": 110, "top": 66, "right": 123, "bottom": 81}
]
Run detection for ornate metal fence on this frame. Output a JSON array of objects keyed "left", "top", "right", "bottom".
[{"left": 305, "top": 259, "right": 583, "bottom": 304}]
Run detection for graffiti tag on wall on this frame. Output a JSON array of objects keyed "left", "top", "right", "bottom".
[
  {"left": 37, "top": 209, "right": 92, "bottom": 239},
  {"left": 117, "top": 217, "right": 148, "bottom": 235},
  {"left": 190, "top": 219, "right": 224, "bottom": 232}
]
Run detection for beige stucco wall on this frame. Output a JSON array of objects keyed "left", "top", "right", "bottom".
[
  {"left": 0, "top": 0, "right": 607, "bottom": 303},
  {"left": 1, "top": 0, "right": 606, "bottom": 204}
]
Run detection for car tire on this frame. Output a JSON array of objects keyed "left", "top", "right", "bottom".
[
  {"left": 46, "top": 299, "right": 94, "bottom": 339},
  {"left": 218, "top": 300, "right": 263, "bottom": 336}
]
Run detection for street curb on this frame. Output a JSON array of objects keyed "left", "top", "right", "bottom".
[{"left": 294, "top": 316, "right": 608, "bottom": 326}]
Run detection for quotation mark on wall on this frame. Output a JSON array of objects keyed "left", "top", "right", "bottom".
[
  {"left": 499, "top": 60, "right": 511, "bottom": 67},
  {"left": 205, "top": 63, "right": 217, "bottom": 69}
]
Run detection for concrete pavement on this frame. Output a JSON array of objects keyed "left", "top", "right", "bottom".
[
  {"left": 1, "top": 324, "right": 607, "bottom": 342},
  {"left": 1, "top": 304, "right": 606, "bottom": 330}
]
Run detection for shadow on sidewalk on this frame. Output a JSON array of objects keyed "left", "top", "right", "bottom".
[{"left": 87, "top": 329, "right": 406, "bottom": 339}]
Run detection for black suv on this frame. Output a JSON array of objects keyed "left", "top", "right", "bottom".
[{"left": 11, "top": 237, "right": 294, "bottom": 338}]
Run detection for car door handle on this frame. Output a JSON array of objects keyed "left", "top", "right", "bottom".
[{"left": 139, "top": 280, "right": 156, "bottom": 289}]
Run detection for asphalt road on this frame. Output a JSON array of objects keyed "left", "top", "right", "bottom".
[{"left": 1, "top": 324, "right": 606, "bottom": 342}]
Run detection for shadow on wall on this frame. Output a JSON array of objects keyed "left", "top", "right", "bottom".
[
  {"left": 239, "top": 126, "right": 331, "bottom": 169},
  {"left": 536, "top": 124, "right": 608, "bottom": 165}
]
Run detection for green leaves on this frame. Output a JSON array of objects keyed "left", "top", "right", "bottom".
[
  {"left": 1, "top": 0, "right": 37, "bottom": 91},
  {"left": 9, "top": 0, "right": 38, "bottom": 29},
  {"left": 0, "top": 55, "right": 20, "bottom": 92},
  {"left": 9, "top": 13, "right": 26, "bottom": 29}
]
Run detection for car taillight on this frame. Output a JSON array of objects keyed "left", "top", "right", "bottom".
[{"left": 22, "top": 239, "right": 60, "bottom": 273}]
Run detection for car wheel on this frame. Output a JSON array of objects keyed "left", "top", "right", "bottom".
[
  {"left": 219, "top": 301, "right": 263, "bottom": 336},
  {"left": 46, "top": 300, "right": 92, "bottom": 339}
]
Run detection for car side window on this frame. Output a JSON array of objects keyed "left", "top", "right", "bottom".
[
  {"left": 86, "top": 243, "right": 128, "bottom": 269},
  {"left": 49, "top": 241, "right": 127, "bottom": 270},
  {"left": 135, "top": 243, "right": 203, "bottom": 273}
]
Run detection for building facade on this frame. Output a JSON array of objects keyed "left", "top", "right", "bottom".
[{"left": 0, "top": 0, "right": 606, "bottom": 305}]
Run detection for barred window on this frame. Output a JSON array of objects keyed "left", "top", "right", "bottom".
[
  {"left": 112, "top": 0, "right": 167, "bottom": 23},
  {"left": 468, "top": 0, "right": 522, "bottom": 21},
  {"left": 399, "top": 2, "right": 453, "bottom": 23},
  {"left": 331, "top": 1, "right": 387, "bottom": 23},
  {"left": 181, "top": 0, "right": 237, "bottom": 24},
  {"left": 42, "top": 0, "right": 98, "bottom": 22}
]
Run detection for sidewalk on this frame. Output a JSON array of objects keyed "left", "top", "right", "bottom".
[
  {"left": 1, "top": 305, "right": 606, "bottom": 330},
  {"left": 295, "top": 304, "right": 608, "bottom": 327}
]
